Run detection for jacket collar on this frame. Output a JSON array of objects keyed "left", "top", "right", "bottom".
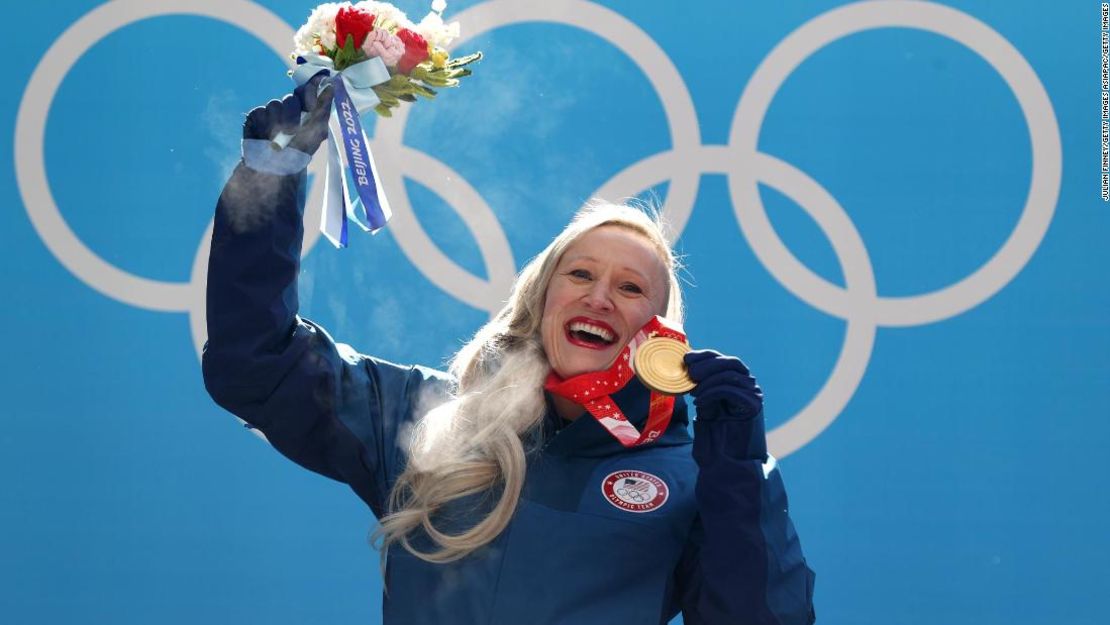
[{"left": 539, "top": 377, "right": 691, "bottom": 457}]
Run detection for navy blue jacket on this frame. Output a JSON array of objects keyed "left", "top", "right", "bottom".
[{"left": 202, "top": 159, "right": 816, "bottom": 624}]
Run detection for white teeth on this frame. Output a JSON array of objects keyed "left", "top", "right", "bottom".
[{"left": 568, "top": 321, "right": 615, "bottom": 343}]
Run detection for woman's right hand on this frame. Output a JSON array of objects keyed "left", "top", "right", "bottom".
[{"left": 243, "top": 71, "right": 335, "bottom": 156}]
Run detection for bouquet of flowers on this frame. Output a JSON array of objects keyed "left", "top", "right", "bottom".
[
  {"left": 292, "top": 0, "right": 481, "bottom": 117},
  {"left": 283, "top": 1, "right": 481, "bottom": 247}
]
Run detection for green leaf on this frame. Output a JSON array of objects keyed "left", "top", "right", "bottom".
[
  {"left": 374, "top": 89, "right": 401, "bottom": 107},
  {"left": 421, "top": 73, "right": 460, "bottom": 88},
  {"left": 386, "top": 74, "right": 411, "bottom": 88},
  {"left": 334, "top": 34, "right": 367, "bottom": 72},
  {"left": 446, "top": 51, "right": 483, "bottom": 68},
  {"left": 410, "top": 83, "right": 438, "bottom": 98}
]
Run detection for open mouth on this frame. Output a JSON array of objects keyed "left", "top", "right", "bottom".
[{"left": 564, "top": 317, "right": 618, "bottom": 350}]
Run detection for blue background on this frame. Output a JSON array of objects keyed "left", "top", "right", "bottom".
[{"left": 2, "top": 1, "right": 1106, "bottom": 624}]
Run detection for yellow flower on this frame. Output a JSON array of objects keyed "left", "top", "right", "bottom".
[{"left": 430, "top": 47, "right": 449, "bottom": 68}]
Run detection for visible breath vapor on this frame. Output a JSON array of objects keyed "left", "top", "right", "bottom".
[
  {"left": 203, "top": 89, "right": 244, "bottom": 184},
  {"left": 217, "top": 168, "right": 283, "bottom": 233},
  {"left": 205, "top": 88, "right": 293, "bottom": 233}
]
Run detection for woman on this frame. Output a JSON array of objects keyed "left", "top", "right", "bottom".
[{"left": 203, "top": 78, "right": 815, "bottom": 625}]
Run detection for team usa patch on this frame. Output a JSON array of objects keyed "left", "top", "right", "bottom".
[{"left": 601, "top": 470, "right": 669, "bottom": 513}]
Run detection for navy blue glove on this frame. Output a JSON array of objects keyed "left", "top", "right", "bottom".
[
  {"left": 684, "top": 349, "right": 763, "bottom": 419},
  {"left": 243, "top": 71, "right": 334, "bottom": 156}
]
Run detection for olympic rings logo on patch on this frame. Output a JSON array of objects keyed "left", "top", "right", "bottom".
[
  {"left": 14, "top": 0, "right": 1062, "bottom": 458},
  {"left": 602, "top": 470, "right": 669, "bottom": 513}
]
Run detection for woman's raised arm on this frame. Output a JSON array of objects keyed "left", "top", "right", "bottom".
[{"left": 201, "top": 78, "right": 452, "bottom": 517}]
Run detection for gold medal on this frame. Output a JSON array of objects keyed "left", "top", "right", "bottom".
[{"left": 634, "top": 336, "right": 695, "bottom": 395}]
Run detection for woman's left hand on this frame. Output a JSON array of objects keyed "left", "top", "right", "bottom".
[
  {"left": 683, "top": 349, "right": 763, "bottom": 419},
  {"left": 681, "top": 350, "right": 815, "bottom": 625}
]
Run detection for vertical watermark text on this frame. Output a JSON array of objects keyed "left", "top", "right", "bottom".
[{"left": 1101, "top": 4, "right": 1109, "bottom": 200}]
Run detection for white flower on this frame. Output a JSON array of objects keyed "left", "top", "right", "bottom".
[
  {"left": 431, "top": 0, "right": 447, "bottom": 13},
  {"left": 415, "top": 11, "right": 460, "bottom": 48},
  {"left": 354, "top": 1, "right": 415, "bottom": 30},
  {"left": 293, "top": 2, "right": 343, "bottom": 55}
]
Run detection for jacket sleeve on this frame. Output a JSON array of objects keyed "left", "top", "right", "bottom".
[
  {"left": 201, "top": 157, "right": 453, "bottom": 518},
  {"left": 671, "top": 413, "right": 816, "bottom": 625}
]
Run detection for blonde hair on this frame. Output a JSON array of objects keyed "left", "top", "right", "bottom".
[{"left": 372, "top": 200, "right": 685, "bottom": 564}]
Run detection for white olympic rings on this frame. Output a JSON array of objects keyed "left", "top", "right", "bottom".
[{"left": 14, "top": 0, "right": 1061, "bottom": 458}]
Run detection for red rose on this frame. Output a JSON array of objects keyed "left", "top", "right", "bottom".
[
  {"left": 335, "top": 6, "right": 375, "bottom": 50},
  {"left": 396, "top": 28, "right": 430, "bottom": 73}
]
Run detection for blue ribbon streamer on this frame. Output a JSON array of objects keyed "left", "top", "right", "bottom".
[{"left": 290, "top": 56, "right": 393, "bottom": 247}]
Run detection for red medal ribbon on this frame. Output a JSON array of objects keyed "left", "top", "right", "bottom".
[{"left": 544, "top": 316, "right": 688, "bottom": 448}]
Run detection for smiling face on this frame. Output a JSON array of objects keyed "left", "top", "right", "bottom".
[{"left": 540, "top": 225, "right": 669, "bottom": 378}]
